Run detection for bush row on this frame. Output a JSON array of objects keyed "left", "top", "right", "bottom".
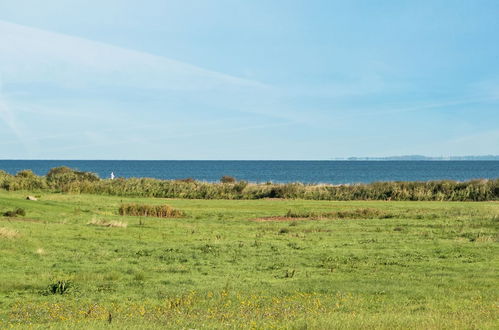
[{"left": 1, "top": 167, "right": 498, "bottom": 201}]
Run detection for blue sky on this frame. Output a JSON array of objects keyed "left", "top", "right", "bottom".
[{"left": 0, "top": 0, "right": 498, "bottom": 159}]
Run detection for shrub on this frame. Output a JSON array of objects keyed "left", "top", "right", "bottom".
[
  {"left": 220, "top": 175, "right": 236, "bottom": 183},
  {"left": 118, "top": 203, "right": 183, "bottom": 218},
  {"left": 46, "top": 280, "right": 72, "bottom": 295},
  {"left": 16, "top": 170, "right": 36, "bottom": 178},
  {"left": 3, "top": 208, "right": 26, "bottom": 217},
  {"left": 278, "top": 228, "right": 290, "bottom": 234},
  {"left": 233, "top": 180, "right": 248, "bottom": 194},
  {"left": 3, "top": 211, "right": 17, "bottom": 217},
  {"left": 4, "top": 170, "right": 47, "bottom": 190},
  {"left": 177, "top": 178, "right": 196, "bottom": 183},
  {"left": 46, "top": 166, "right": 99, "bottom": 192},
  {"left": 15, "top": 208, "right": 26, "bottom": 216}
]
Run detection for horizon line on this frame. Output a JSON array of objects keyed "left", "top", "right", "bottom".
[{"left": 1, "top": 157, "right": 498, "bottom": 161}]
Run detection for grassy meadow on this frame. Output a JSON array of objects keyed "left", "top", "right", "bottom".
[{"left": 0, "top": 190, "right": 498, "bottom": 328}]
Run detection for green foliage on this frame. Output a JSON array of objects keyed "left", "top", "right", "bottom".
[
  {"left": 0, "top": 167, "right": 498, "bottom": 201},
  {"left": 278, "top": 228, "right": 289, "bottom": 234},
  {"left": 2, "top": 211, "right": 17, "bottom": 217},
  {"left": 2, "top": 208, "right": 26, "bottom": 217},
  {"left": 119, "top": 203, "right": 183, "bottom": 218},
  {"left": 232, "top": 180, "right": 248, "bottom": 193},
  {"left": 46, "top": 280, "right": 72, "bottom": 295},
  {"left": 46, "top": 166, "right": 99, "bottom": 193},
  {"left": 0, "top": 170, "right": 47, "bottom": 191}
]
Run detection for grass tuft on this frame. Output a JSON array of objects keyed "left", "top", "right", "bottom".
[
  {"left": 119, "top": 203, "right": 183, "bottom": 218},
  {"left": 46, "top": 280, "right": 72, "bottom": 295},
  {"left": 3, "top": 208, "right": 26, "bottom": 217}
]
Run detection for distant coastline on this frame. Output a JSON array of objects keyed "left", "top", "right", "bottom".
[
  {"left": 1, "top": 159, "right": 497, "bottom": 184},
  {"left": 334, "top": 155, "right": 499, "bottom": 161}
]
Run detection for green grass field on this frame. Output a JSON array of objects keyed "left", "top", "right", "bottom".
[{"left": 0, "top": 190, "right": 498, "bottom": 329}]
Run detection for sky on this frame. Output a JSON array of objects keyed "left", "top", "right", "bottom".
[{"left": 0, "top": 0, "right": 498, "bottom": 160}]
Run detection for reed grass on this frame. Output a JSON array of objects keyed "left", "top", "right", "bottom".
[
  {"left": 118, "top": 203, "right": 183, "bottom": 218},
  {"left": 0, "top": 167, "right": 498, "bottom": 201}
]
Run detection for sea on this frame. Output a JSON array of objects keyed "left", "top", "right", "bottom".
[{"left": 0, "top": 160, "right": 498, "bottom": 184}]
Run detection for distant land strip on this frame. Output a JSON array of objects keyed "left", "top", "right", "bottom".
[{"left": 333, "top": 155, "right": 499, "bottom": 161}]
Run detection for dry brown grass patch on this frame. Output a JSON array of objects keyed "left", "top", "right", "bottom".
[
  {"left": 474, "top": 235, "right": 497, "bottom": 243},
  {"left": 88, "top": 218, "right": 127, "bottom": 228},
  {"left": 0, "top": 227, "right": 19, "bottom": 239}
]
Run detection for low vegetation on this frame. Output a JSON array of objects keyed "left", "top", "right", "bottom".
[
  {"left": 46, "top": 280, "right": 73, "bottom": 295},
  {"left": 2, "top": 207, "right": 26, "bottom": 217},
  {"left": 118, "top": 203, "right": 183, "bottom": 218},
  {"left": 284, "top": 207, "right": 391, "bottom": 220},
  {"left": 1, "top": 167, "right": 498, "bottom": 201},
  {"left": 220, "top": 175, "right": 237, "bottom": 183},
  {"left": 88, "top": 218, "right": 128, "bottom": 228}
]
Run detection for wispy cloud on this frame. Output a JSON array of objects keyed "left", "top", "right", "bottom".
[
  {"left": 0, "top": 20, "right": 300, "bottom": 158},
  {"left": 368, "top": 95, "right": 499, "bottom": 116},
  {"left": 0, "top": 20, "right": 300, "bottom": 132},
  {"left": 310, "top": 94, "right": 499, "bottom": 124},
  {"left": 0, "top": 20, "right": 268, "bottom": 91}
]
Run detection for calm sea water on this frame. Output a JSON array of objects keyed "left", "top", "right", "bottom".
[{"left": 0, "top": 160, "right": 498, "bottom": 184}]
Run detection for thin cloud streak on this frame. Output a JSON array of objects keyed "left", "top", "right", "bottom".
[
  {"left": 369, "top": 96, "right": 499, "bottom": 116},
  {"left": 0, "top": 20, "right": 269, "bottom": 91},
  {"left": 314, "top": 95, "right": 499, "bottom": 124}
]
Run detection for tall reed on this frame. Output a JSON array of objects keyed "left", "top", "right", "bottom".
[{"left": 0, "top": 167, "right": 497, "bottom": 201}]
